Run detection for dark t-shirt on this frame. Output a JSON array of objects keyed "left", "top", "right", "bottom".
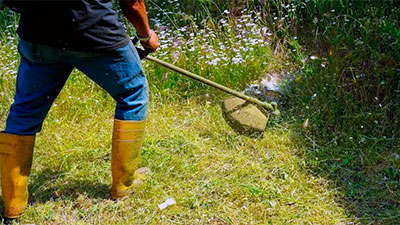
[{"left": 10, "top": 0, "right": 129, "bottom": 51}]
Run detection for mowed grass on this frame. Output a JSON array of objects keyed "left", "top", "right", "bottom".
[
  {"left": 2, "top": 73, "right": 352, "bottom": 224},
  {"left": 0, "top": 37, "right": 354, "bottom": 224}
]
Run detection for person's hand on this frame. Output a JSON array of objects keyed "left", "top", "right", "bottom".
[{"left": 140, "top": 30, "right": 159, "bottom": 52}]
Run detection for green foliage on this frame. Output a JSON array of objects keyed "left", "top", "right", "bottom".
[
  {"left": 146, "top": 0, "right": 400, "bottom": 144},
  {"left": 271, "top": 1, "right": 400, "bottom": 142},
  {"left": 142, "top": 0, "right": 281, "bottom": 98},
  {"left": 0, "top": 9, "right": 18, "bottom": 40},
  {"left": 262, "top": 1, "right": 400, "bottom": 222}
]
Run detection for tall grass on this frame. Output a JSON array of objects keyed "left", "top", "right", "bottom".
[
  {"left": 257, "top": 1, "right": 400, "bottom": 222},
  {"left": 0, "top": 9, "right": 18, "bottom": 40},
  {"left": 275, "top": 1, "right": 400, "bottom": 142},
  {"left": 142, "top": 0, "right": 285, "bottom": 101},
  {"left": 152, "top": 0, "right": 400, "bottom": 143}
]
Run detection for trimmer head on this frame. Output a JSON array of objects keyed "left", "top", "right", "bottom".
[{"left": 221, "top": 97, "right": 269, "bottom": 137}]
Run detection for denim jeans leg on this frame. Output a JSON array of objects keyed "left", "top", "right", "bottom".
[
  {"left": 5, "top": 40, "right": 73, "bottom": 135},
  {"left": 66, "top": 42, "right": 148, "bottom": 121}
]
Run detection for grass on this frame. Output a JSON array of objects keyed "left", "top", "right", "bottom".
[
  {"left": 1, "top": 63, "right": 354, "bottom": 223},
  {"left": 1, "top": 0, "right": 400, "bottom": 224},
  {"left": 1, "top": 71, "right": 354, "bottom": 224}
]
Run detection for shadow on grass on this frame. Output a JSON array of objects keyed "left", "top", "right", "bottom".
[
  {"left": 28, "top": 168, "right": 110, "bottom": 203},
  {"left": 290, "top": 132, "right": 400, "bottom": 224},
  {"left": 0, "top": 168, "right": 109, "bottom": 224}
]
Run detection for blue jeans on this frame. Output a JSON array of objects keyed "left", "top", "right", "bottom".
[{"left": 5, "top": 39, "right": 148, "bottom": 135}]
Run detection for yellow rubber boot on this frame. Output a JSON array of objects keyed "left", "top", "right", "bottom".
[
  {"left": 0, "top": 133, "right": 35, "bottom": 219},
  {"left": 111, "top": 120, "right": 150, "bottom": 199}
]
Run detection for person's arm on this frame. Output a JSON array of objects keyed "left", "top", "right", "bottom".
[{"left": 119, "top": 0, "right": 159, "bottom": 52}]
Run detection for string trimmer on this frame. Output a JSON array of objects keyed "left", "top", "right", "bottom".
[{"left": 134, "top": 40, "right": 280, "bottom": 136}]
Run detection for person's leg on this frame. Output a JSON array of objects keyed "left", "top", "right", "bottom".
[
  {"left": 66, "top": 42, "right": 150, "bottom": 199},
  {"left": 66, "top": 41, "right": 148, "bottom": 121},
  {"left": 5, "top": 39, "right": 74, "bottom": 135},
  {"left": 1, "top": 39, "right": 73, "bottom": 219}
]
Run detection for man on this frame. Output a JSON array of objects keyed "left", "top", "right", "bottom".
[{"left": 0, "top": 0, "right": 159, "bottom": 220}]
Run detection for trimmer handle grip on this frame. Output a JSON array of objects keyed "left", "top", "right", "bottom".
[{"left": 131, "top": 37, "right": 152, "bottom": 59}]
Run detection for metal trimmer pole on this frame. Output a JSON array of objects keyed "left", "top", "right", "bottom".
[{"left": 145, "top": 56, "right": 280, "bottom": 115}]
